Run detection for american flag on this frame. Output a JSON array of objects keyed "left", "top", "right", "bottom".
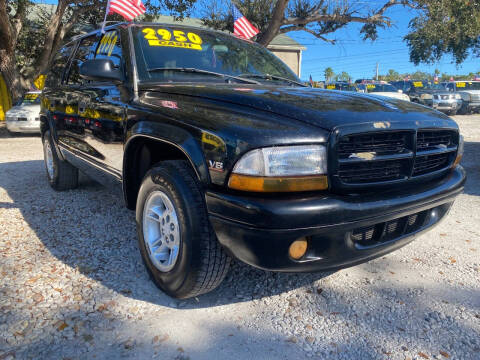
[
  {"left": 309, "top": 75, "right": 314, "bottom": 87},
  {"left": 107, "top": 0, "right": 145, "bottom": 21},
  {"left": 232, "top": 4, "right": 259, "bottom": 39}
]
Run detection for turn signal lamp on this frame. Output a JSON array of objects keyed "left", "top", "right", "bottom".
[{"left": 453, "top": 135, "right": 464, "bottom": 167}]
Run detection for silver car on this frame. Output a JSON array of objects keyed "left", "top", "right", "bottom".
[{"left": 5, "top": 91, "right": 41, "bottom": 133}]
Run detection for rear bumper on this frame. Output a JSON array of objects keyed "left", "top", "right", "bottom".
[
  {"left": 207, "top": 166, "right": 465, "bottom": 272},
  {"left": 6, "top": 121, "right": 40, "bottom": 133}
]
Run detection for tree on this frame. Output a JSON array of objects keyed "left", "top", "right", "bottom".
[
  {"left": 0, "top": 0, "right": 196, "bottom": 100},
  {"left": 383, "top": 69, "right": 400, "bottom": 82},
  {"left": 202, "top": 1, "right": 480, "bottom": 66},
  {"left": 405, "top": 1, "right": 480, "bottom": 65},
  {"left": 335, "top": 71, "right": 350, "bottom": 82},
  {"left": 201, "top": 0, "right": 416, "bottom": 47},
  {"left": 324, "top": 67, "right": 334, "bottom": 82}
]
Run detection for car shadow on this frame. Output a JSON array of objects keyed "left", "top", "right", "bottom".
[
  {"left": 462, "top": 141, "right": 480, "bottom": 196},
  {"left": 0, "top": 159, "right": 332, "bottom": 309},
  {"left": 0, "top": 138, "right": 475, "bottom": 309}
]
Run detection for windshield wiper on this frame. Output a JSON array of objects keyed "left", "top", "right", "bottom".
[
  {"left": 146, "top": 67, "right": 261, "bottom": 85},
  {"left": 237, "top": 73, "right": 307, "bottom": 87}
]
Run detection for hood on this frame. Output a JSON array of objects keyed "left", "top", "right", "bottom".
[
  {"left": 140, "top": 84, "right": 453, "bottom": 131},
  {"left": 6, "top": 104, "right": 41, "bottom": 116},
  {"left": 458, "top": 89, "right": 480, "bottom": 94},
  {"left": 416, "top": 89, "right": 449, "bottom": 95},
  {"left": 368, "top": 92, "right": 410, "bottom": 101}
]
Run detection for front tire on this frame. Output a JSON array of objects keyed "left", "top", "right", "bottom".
[
  {"left": 136, "top": 160, "right": 230, "bottom": 299},
  {"left": 42, "top": 130, "right": 78, "bottom": 191}
]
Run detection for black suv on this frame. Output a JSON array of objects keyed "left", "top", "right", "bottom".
[{"left": 40, "top": 23, "right": 466, "bottom": 299}]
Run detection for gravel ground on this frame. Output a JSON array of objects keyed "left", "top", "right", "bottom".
[{"left": 0, "top": 116, "right": 479, "bottom": 360}]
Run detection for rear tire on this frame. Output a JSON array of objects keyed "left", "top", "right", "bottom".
[
  {"left": 42, "top": 130, "right": 79, "bottom": 191},
  {"left": 136, "top": 160, "right": 231, "bottom": 299},
  {"left": 457, "top": 104, "right": 468, "bottom": 115}
]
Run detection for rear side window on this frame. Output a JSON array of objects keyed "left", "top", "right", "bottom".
[
  {"left": 67, "top": 35, "right": 98, "bottom": 85},
  {"left": 45, "top": 45, "right": 74, "bottom": 88}
]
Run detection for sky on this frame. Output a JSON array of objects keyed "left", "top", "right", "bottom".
[
  {"left": 33, "top": 0, "right": 479, "bottom": 81},
  {"left": 289, "top": 4, "right": 480, "bottom": 81}
]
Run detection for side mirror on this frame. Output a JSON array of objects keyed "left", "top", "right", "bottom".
[{"left": 79, "top": 59, "right": 124, "bottom": 83}]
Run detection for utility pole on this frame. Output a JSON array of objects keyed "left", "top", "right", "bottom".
[{"left": 375, "top": 63, "right": 379, "bottom": 81}]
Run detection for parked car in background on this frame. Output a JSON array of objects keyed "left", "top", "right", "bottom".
[
  {"left": 6, "top": 91, "right": 41, "bottom": 134},
  {"left": 325, "top": 82, "right": 357, "bottom": 92},
  {"left": 444, "top": 81, "right": 480, "bottom": 114},
  {"left": 357, "top": 81, "right": 410, "bottom": 101},
  {"left": 392, "top": 80, "right": 461, "bottom": 115}
]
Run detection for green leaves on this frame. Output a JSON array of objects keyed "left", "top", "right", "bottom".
[{"left": 405, "top": 0, "right": 480, "bottom": 65}]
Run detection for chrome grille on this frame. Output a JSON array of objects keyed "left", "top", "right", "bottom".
[
  {"left": 338, "top": 132, "right": 408, "bottom": 159},
  {"left": 335, "top": 129, "right": 457, "bottom": 186},
  {"left": 417, "top": 130, "right": 454, "bottom": 151},
  {"left": 413, "top": 153, "right": 451, "bottom": 176},
  {"left": 338, "top": 159, "right": 409, "bottom": 184}
]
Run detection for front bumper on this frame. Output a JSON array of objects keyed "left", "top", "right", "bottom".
[
  {"left": 432, "top": 98, "right": 461, "bottom": 111},
  {"left": 207, "top": 166, "right": 465, "bottom": 272},
  {"left": 464, "top": 101, "right": 480, "bottom": 110},
  {"left": 6, "top": 120, "right": 40, "bottom": 133}
]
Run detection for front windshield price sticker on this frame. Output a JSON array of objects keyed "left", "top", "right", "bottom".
[
  {"left": 367, "top": 84, "right": 376, "bottom": 89},
  {"left": 457, "top": 82, "right": 466, "bottom": 88},
  {"left": 326, "top": 84, "right": 335, "bottom": 89},
  {"left": 25, "top": 93, "right": 39, "bottom": 100},
  {"left": 142, "top": 28, "right": 203, "bottom": 51},
  {"left": 413, "top": 81, "right": 423, "bottom": 87}
]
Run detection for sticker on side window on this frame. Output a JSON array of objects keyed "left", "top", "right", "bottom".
[
  {"left": 326, "top": 85, "right": 335, "bottom": 89},
  {"left": 456, "top": 82, "right": 466, "bottom": 88},
  {"left": 97, "top": 31, "right": 118, "bottom": 56},
  {"left": 142, "top": 28, "right": 203, "bottom": 50},
  {"left": 413, "top": 81, "right": 423, "bottom": 87}
]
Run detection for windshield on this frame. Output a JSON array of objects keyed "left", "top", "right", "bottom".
[
  {"left": 133, "top": 25, "right": 299, "bottom": 84},
  {"left": 360, "top": 83, "right": 397, "bottom": 93},
  {"left": 423, "top": 82, "right": 445, "bottom": 90},
  {"left": 326, "top": 83, "right": 357, "bottom": 91},
  {"left": 456, "top": 81, "right": 480, "bottom": 90},
  {"left": 20, "top": 93, "right": 41, "bottom": 105}
]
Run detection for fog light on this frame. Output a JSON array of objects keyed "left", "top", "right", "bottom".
[{"left": 289, "top": 239, "right": 308, "bottom": 260}]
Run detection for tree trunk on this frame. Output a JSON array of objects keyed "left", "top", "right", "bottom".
[
  {"left": 257, "top": 0, "right": 289, "bottom": 46},
  {"left": 27, "top": 0, "right": 68, "bottom": 78},
  {"left": 1, "top": 58, "right": 23, "bottom": 102}
]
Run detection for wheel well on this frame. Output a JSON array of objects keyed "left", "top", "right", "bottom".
[
  {"left": 124, "top": 137, "right": 191, "bottom": 209},
  {"left": 40, "top": 116, "right": 49, "bottom": 136}
]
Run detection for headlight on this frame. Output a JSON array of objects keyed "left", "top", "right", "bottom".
[
  {"left": 228, "top": 145, "right": 328, "bottom": 192},
  {"left": 454, "top": 94, "right": 461, "bottom": 100},
  {"left": 453, "top": 135, "right": 464, "bottom": 167},
  {"left": 403, "top": 94, "right": 410, "bottom": 101},
  {"left": 420, "top": 94, "right": 433, "bottom": 100}
]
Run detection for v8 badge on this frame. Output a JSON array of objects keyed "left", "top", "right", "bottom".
[{"left": 208, "top": 160, "right": 224, "bottom": 172}]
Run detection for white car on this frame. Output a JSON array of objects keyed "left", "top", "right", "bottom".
[
  {"left": 444, "top": 81, "right": 480, "bottom": 114},
  {"left": 358, "top": 82, "right": 411, "bottom": 101},
  {"left": 6, "top": 91, "right": 42, "bottom": 133}
]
